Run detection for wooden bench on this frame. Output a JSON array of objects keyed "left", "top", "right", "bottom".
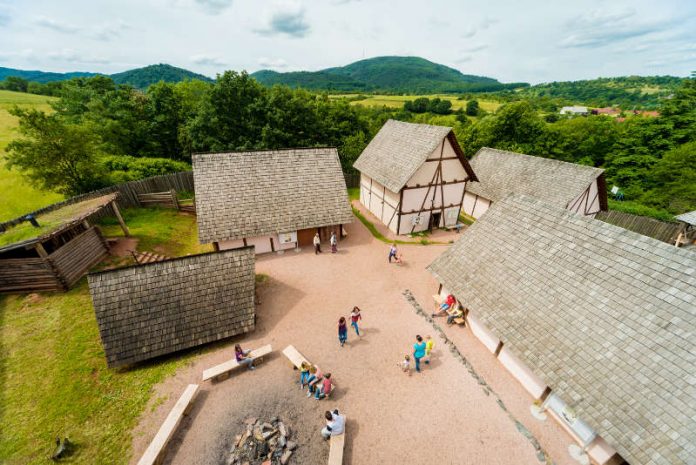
[
  {"left": 328, "top": 415, "right": 346, "bottom": 465},
  {"left": 137, "top": 384, "right": 199, "bottom": 465},
  {"left": 452, "top": 317, "right": 466, "bottom": 325},
  {"left": 282, "top": 345, "right": 310, "bottom": 370},
  {"left": 202, "top": 344, "right": 272, "bottom": 382},
  {"left": 432, "top": 294, "right": 443, "bottom": 305}
]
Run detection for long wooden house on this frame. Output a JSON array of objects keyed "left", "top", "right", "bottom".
[
  {"left": 0, "top": 193, "right": 128, "bottom": 293},
  {"left": 428, "top": 194, "right": 696, "bottom": 465},
  {"left": 353, "top": 119, "right": 478, "bottom": 235},
  {"left": 462, "top": 147, "right": 607, "bottom": 219},
  {"left": 193, "top": 148, "right": 353, "bottom": 254}
]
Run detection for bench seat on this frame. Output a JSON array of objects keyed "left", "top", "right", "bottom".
[
  {"left": 137, "top": 384, "right": 199, "bottom": 465},
  {"left": 202, "top": 344, "right": 272, "bottom": 381},
  {"left": 282, "top": 345, "right": 310, "bottom": 370},
  {"left": 328, "top": 415, "right": 346, "bottom": 465}
]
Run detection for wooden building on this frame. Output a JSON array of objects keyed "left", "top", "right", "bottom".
[
  {"left": 88, "top": 248, "right": 256, "bottom": 368},
  {"left": 0, "top": 193, "right": 128, "bottom": 293},
  {"left": 193, "top": 148, "right": 353, "bottom": 254},
  {"left": 462, "top": 147, "right": 608, "bottom": 219},
  {"left": 428, "top": 194, "right": 696, "bottom": 465},
  {"left": 353, "top": 119, "right": 478, "bottom": 235}
]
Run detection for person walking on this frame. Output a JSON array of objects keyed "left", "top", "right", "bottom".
[
  {"left": 425, "top": 335, "right": 434, "bottom": 365},
  {"left": 398, "top": 355, "right": 411, "bottom": 376},
  {"left": 330, "top": 231, "right": 338, "bottom": 253},
  {"left": 338, "top": 317, "right": 348, "bottom": 347},
  {"left": 413, "top": 335, "right": 427, "bottom": 373},
  {"left": 321, "top": 409, "right": 345, "bottom": 440},
  {"left": 235, "top": 344, "right": 255, "bottom": 371},
  {"left": 350, "top": 306, "right": 362, "bottom": 337},
  {"left": 388, "top": 243, "right": 397, "bottom": 263},
  {"left": 313, "top": 233, "right": 322, "bottom": 254}
]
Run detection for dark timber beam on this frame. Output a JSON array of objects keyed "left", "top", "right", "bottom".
[{"left": 110, "top": 201, "right": 130, "bottom": 237}]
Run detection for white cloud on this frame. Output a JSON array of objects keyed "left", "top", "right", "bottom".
[
  {"left": 35, "top": 16, "right": 80, "bottom": 33},
  {"left": 90, "top": 20, "right": 131, "bottom": 41},
  {"left": 255, "top": 1, "right": 310, "bottom": 38},
  {"left": 257, "top": 57, "right": 288, "bottom": 69},
  {"left": 191, "top": 54, "right": 227, "bottom": 66},
  {"left": 48, "top": 48, "right": 110, "bottom": 64},
  {"left": 460, "top": 44, "right": 487, "bottom": 53},
  {"left": 194, "top": 0, "right": 234, "bottom": 15}
]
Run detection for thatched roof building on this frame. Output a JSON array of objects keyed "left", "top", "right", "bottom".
[
  {"left": 462, "top": 148, "right": 607, "bottom": 218},
  {"left": 88, "top": 248, "right": 256, "bottom": 367},
  {"left": 428, "top": 194, "right": 696, "bottom": 465},
  {"left": 193, "top": 148, "right": 353, "bottom": 253}
]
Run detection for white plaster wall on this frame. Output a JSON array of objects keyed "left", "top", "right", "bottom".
[
  {"left": 402, "top": 186, "right": 435, "bottom": 212},
  {"left": 399, "top": 211, "right": 430, "bottom": 234},
  {"left": 440, "top": 158, "right": 468, "bottom": 182},
  {"left": 218, "top": 239, "right": 245, "bottom": 251},
  {"left": 359, "top": 173, "right": 370, "bottom": 207},
  {"left": 497, "top": 347, "right": 548, "bottom": 399},
  {"left": 407, "top": 158, "right": 438, "bottom": 186},
  {"left": 467, "top": 314, "right": 501, "bottom": 353},
  {"left": 384, "top": 187, "right": 400, "bottom": 206},
  {"left": 274, "top": 234, "right": 296, "bottom": 250},
  {"left": 246, "top": 235, "right": 273, "bottom": 254},
  {"left": 442, "top": 182, "right": 465, "bottom": 207},
  {"left": 462, "top": 192, "right": 477, "bottom": 217},
  {"left": 472, "top": 197, "right": 491, "bottom": 218},
  {"left": 568, "top": 180, "right": 602, "bottom": 217},
  {"left": 586, "top": 436, "right": 618, "bottom": 465}
]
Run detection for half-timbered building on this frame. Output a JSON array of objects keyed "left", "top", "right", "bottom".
[
  {"left": 353, "top": 119, "right": 478, "bottom": 235},
  {"left": 193, "top": 148, "right": 353, "bottom": 254},
  {"left": 462, "top": 147, "right": 607, "bottom": 219}
]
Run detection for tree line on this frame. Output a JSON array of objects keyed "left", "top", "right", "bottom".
[{"left": 5, "top": 73, "right": 695, "bottom": 218}]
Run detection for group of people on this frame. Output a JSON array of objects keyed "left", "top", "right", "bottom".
[
  {"left": 399, "top": 335, "right": 434, "bottom": 374},
  {"left": 313, "top": 231, "right": 338, "bottom": 254},
  {"left": 299, "top": 362, "right": 334, "bottom": 400},
  {"left": 432, "top": 294, "right": 464, "bottom": 325},
  {"left": 337, "top": 307, "right": 362, "bottom": 346}
]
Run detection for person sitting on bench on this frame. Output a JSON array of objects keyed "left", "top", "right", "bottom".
[
  {"left": 306, "top": 366, "right": 323, "bottom": 395},
  {"left": 235, "top": 344, "right": 255, "bottom": 371},
  {"left": 432, "top": 294, "right": 456, "bottom": 317},
  {"left": 314, "top": 373, "right": 333, "bottom": 400},
  {"left": 321, "top": 409, "right": 345, "bottom": 440},
  {"left": 447, "top": 306, "right": 464, "bottom": 325}
]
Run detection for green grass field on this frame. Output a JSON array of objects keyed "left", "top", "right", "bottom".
[
  {"left": 0, "top": 207, "right": 212, "bottom": 465},
  {"left": 0, "top": 90, "right": 64, "bottom": 222},
  {"left": 330, "top": 93, "right": 502, "bottom": 112}
]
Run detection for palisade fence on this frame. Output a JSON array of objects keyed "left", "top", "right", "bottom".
[
  {"left": 1, "top": 170, "right": 360, "bottom": 233},
  {"left": 595, "top": 210, "right": 684, "bottom": 244}
]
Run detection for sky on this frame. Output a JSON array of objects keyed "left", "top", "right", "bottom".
[{"left": 0, "top": 0, "right": 694, "bottom": 84}]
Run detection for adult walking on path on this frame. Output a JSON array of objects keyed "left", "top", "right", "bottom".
[
  {"left": 321, "top": 409, "right": 345, "bottom": 440},
  {"left": 330, "top": 231, "right": 338, "bottom": 253},
  {"left": 413, "top": 335, "right": 427, "bottom": 373},
  {"left": 338, "top": 317, "right": 348, "bottom": 347},
  {"left": 234, "top": 344, "right": 255, "bottom": 371},
  {"left": 350, "top": 307, "right": 362, "bottom": 337},
  {"left": 313, "top": 233, "right": 322, "bottom": 254}
]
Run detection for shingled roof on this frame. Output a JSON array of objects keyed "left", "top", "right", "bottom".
[
  {"left": 193, "top": 148, "right": 353, "bottom": 244},
  {"left": 88, "top": 248, "right": 256, "bottom": 367},
  {"left": 676, "top": 210, "right": 696, "bottom": 226},
  {"left": 428, "top": 194, "right": 696, "bottom": 465},
  {"left": 353, "top": 119, "right": 477, "bottom": 193},
  {"left": 466, "top": 148, "right": 606, "bottom": 208}
]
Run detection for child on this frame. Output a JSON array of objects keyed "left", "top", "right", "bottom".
[
  {"left": 388, "top": 243, "right": 397, "bottom": 263},
  {"left": 235, "top": 344, "right": 255, "bottom": 371},
  {"left": 399, "top": 355, "right": 411, "bottom": 376},
  {"left": 299, "top": 361, "right": 310, "bottom": 388},
  {"left": 307, "top": 366, "right": 323, "bottom": 396},
  {"left": 425, "top": 335, "right": 434, "bottom": 364},
  {"left": 350, "top": 306, "right": 362, "bottom": 336},
  {"left": 315, "top": 373, "right": 333, "bottom": 400},
  {"left": 338, "top": 317, "right": 348, "bottom": 347}
]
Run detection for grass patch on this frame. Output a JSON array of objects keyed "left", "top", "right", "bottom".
[
  {"left": 351, "top": 206, "right": 447, "bottom": 245},
  {"left": 347, "top": 187, "right": 360, "bottom": 201},
  {"left": 458, "top": 212, "right": 476, "bottom": 226},
  {"left": 329, "top": 93, "right": 502, "bottom": 113},
  {"left": 0, "top": 207, "right": 214, "bottom": 465},
  {"left": 0, "top": 90, "right": 63, "bottom": 222}
]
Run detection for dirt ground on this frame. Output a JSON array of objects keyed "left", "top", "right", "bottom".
[{"left": 129, "top": 213, "right": 581, "bottom": 465}]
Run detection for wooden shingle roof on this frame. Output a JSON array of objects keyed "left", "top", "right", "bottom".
[
  {"left": 676, "top": 210, "right": 696, "bottom": 226},
  {"left": 466, "top": 148, "right": 605, "bottom": 208},
  {"left": 193, "top": 148, "right": 353, "bottom": 244},
  {"left": 88, "top": 248, "right": 256, "bottom": 367},
  {"left": 428, "top": 194, "right": 696, "bottom": 465},
  {"left": 353, "top": 119, "right": 477, "bottom": 192}
]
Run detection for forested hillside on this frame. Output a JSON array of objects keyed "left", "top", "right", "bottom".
[
  {"left": 0, "top": 66, "right": 96, "bottom": 83},
  {"left": 4, "top": 72, "right": 694, "bottom": 219},
  {"left": 252, "top": 56, "right": 528, "bottom": 93},
  {"left": 110, "top": 64, "right": 212, "bottom": 89}
]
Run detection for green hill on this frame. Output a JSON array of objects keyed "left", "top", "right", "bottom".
[
  {"left": 252, "top": 56, "right": 528, "bottom": 93},
  {"left": 110, "top": 64, "right": 213, "bottom": 89},
  {"left": 0, "top": 67, "right": 97, "bottom": 83}
]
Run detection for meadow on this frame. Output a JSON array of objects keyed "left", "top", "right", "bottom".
[
  {"left": 329, "top": 93, "right": 502, "bottom": 112},
  {"left": 0, "top": 90, "right": 64, "bottom": 222}
]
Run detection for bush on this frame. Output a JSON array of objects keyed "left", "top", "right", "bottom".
[{"left": 101, "top": 155, "right": 190, "bottom": 184}]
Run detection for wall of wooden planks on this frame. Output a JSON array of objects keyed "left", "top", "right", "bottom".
[
  {"left": 596, "top": 210, "right": 684, "bottom": 244},
  {"left": 136, "top": 190, "right": 179, "bottom": 210}
]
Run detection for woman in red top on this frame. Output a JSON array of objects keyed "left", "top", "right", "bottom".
[{"left": 431, "top": 294, "right": 456, "bottom": 318}]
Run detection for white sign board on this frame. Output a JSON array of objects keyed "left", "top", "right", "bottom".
[{"left": 278, "top": 231, "right": 297, "bottom": 244}]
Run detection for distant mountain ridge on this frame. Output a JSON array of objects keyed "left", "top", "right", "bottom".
[
  {"left": 251, "top": 56, "right": 528, "bottom": 93},
  {"left": 0, "top": 64, "right": 212, "bottom": 89}
]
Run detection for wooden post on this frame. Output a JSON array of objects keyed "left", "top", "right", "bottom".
[
  {"left": 34, "top": 242, "right": 49, "bottom": 258},
  {"left": 494, "top": 341, "right": 504, "bottom": 357},
  {"left": 170, "top": 189, "right": 180, "bottom": 211},
  {"left": 111, "top": 201, "right": 130, "bottom": 237}
]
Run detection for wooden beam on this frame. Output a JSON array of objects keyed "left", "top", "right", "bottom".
[
  {"left": 494, "top": 341, "right": 504, "bottom": 357},
  {"left": 34, "top": 242, "right": 49, "bottom": 258},
  {"left": 111, "top": 201, "right": 130, "bottom": 237},
  {"left": 396, "top": 189, "right": 403, "bottom": 235},
  {"left": 402, "top": 179, "right": 467, "bottom": 191},
  {"left": 213, "top": 242, "right": 220, "bottom": 252}
]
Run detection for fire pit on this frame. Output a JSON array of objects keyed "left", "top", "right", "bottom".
[{"left": 225, "top": 416, "right": 297, "bottom": 465}]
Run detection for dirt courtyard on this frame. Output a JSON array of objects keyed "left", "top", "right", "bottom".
[{"left": 129, "top": 214, "right": 581, "bottom": 465}]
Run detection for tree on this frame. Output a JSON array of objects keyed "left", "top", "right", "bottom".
[
  {"left": 2, "top": 76, "right": 29, "bottom": 92},
  {"left": 145, "top": 82, "right": 183, "bottom": 160},
  {"left": 643, "top": 141, "right": 696, "bottom": 213},
  {"left": 6, "top": 108, "right": 106, "bottom": 195},
  {"left": 404, "top": 97, "right": 429, "bottom": 113},
  {"left": 465, "top": 99, "right": 479, "bottom": 116}
]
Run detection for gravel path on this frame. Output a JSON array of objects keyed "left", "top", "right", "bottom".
[{"left": 130, "top": 215, "right": 579, "bottom": 465}]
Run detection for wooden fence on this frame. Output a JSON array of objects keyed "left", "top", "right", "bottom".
[
  {"left": 137, "top": 190, "right": 180, "bottom": 209},
  {"left": 344, "top": 172, "right": 360, "bottom": 189},
  {"left": 595, "top": 210, "right": 684, "bottom": 244}
]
